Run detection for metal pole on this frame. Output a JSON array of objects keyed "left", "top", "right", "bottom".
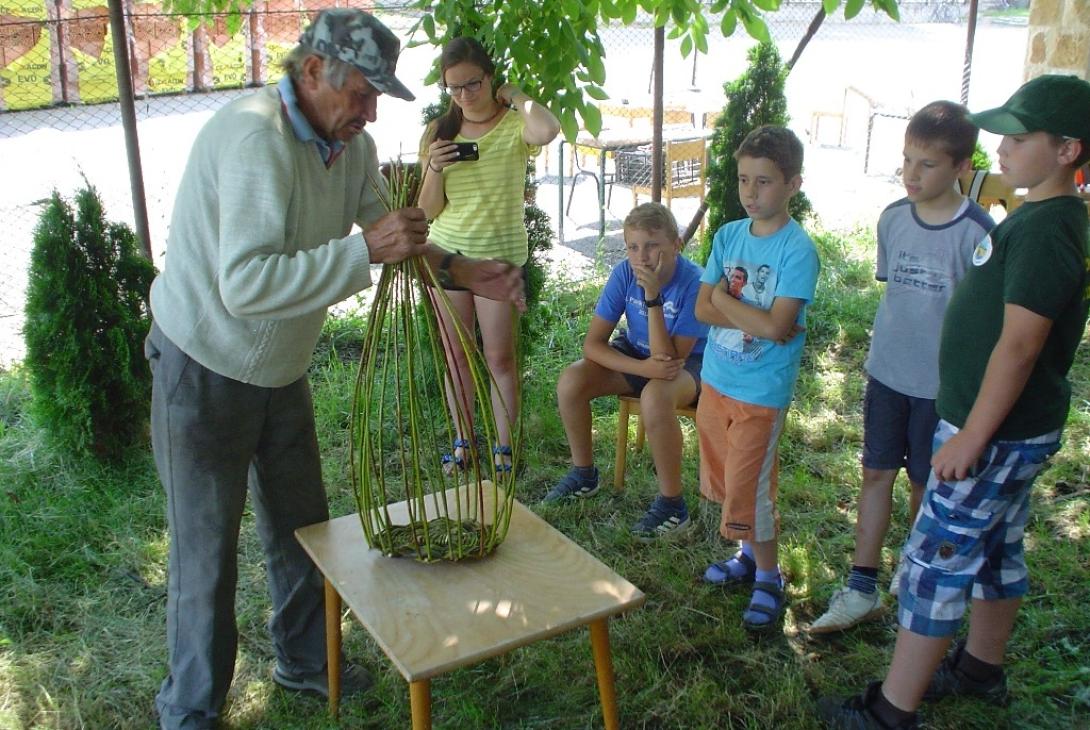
[
  {"left": 107, "top": 0, "right": 152, "bottom": 259},
  {"left": 960, "top": 0, "right": 980, "bottom": 105},
  {"left": 651, "top": 26, "right": 664, "bottom": 203}
]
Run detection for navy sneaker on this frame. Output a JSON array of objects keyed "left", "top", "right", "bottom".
[
  {"left": 542, "top": 467, "right": 600, "bottom": 502},
  {"left": 630, "top": 496, "right": 690, "bottom": 542}
]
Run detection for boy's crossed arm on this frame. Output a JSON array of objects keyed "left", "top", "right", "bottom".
[
  {"left": 583, "top": 316, "right": 698, "bottom": 382},
  {"left": 931, "top": 303, "right": 1053, "bottom": 481},
  {"left": 695, "top": 281, "right": 804, "bottom": 343}
]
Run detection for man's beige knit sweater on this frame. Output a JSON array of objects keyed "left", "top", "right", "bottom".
[{"left": 151, "top": 85, "right": 386, "bottom": 387}]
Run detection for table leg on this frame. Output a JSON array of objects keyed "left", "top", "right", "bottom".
[
  {"left": 324, "top": 578, "right": 342, "bottom": 718},
  {"left": 589, "top": 618, "right": 619, "bottom": 730},
  {"left": 558, "top": 140, "right": 565, "bottom": 245},
  {"left": 410, "top": 679, "right": 432, "bottom": 730}
]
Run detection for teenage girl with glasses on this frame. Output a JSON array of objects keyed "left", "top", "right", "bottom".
[{"left": 419, "top": 37, "right": 561, "bottom": 474}]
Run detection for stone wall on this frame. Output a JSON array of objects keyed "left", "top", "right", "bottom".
[{"left": 1025, "top": 0, "right": 1090, "bottom": 80}]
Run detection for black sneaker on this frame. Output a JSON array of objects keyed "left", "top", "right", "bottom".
[
  {"left": 630, "top": 496, "right": 690, "bottom": 542},
  {"left": 923, "top": 640, "right": 1008, "bottom": 704},
  {"left": 817, "top": 682, "right": 919, "bottom": 729},
  {"left": 542, "top": 467, "right": 600, "bottom": 502}
]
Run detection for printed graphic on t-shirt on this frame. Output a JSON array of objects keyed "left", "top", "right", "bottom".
[
  {"left": 889, "top": 248, "right": 959, "bottom": 294},
  {"left": 709, "top": 259, "right": 774, "bottom": 361},
  {"left": 623, "top": 293, "right": 685, "bottom": 351}
]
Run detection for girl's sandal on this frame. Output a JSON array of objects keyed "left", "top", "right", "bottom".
[
  {"left": 492, "top": 444, "right": 513, "bottom": 474},
  {"left": 442, "top": 438, "right": 472, "bottom": 475}
]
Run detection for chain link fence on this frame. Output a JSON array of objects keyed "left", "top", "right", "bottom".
[{"left": 0, "top": 0, "right": 1027, "bottom": 365}]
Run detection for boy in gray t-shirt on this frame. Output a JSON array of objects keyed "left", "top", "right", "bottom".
[{"left": 811, "top": 101, "right": 995, "bottom": 634}]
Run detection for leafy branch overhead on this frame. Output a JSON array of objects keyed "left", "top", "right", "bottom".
[
  {"left": 409, "top": 0, "right": 899, "bottom": 140},
  {"left": 160, "top": 0, "right": 899, "bottom": 137}
]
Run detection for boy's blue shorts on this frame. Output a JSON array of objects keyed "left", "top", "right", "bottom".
[
  {"left": 862, "top": 375, "right": 938, "bottom": 485},
  {"left": 896, "top": 419, "right": 1061, "bottom": 638},
  {"left": 610, "top": 333, "right": 702, "bottom": 402}
]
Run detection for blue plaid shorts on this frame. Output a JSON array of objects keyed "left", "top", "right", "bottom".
[{"left": 896, "top": 419, "right": 1061, "bottom": 638}]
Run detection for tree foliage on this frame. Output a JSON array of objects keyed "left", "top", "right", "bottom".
[
  {"left": 697, "top": 41, "right": 812, "bottom": 265},
  {"left": 409, "top": 0, "right": 899, "bottom": 140},
  {"left": 159, "top": 0, "right": 899, "bottom": 140},
  {"left": 23, "top": 186, "right": 157, "bottom": 461}
]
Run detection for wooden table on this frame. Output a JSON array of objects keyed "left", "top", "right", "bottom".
[
  {"left": 295, "top": 486, "right": 646, "bottom": 729},
  {"left": 557, "top": 125, "right": 713, "bottom": 244}
]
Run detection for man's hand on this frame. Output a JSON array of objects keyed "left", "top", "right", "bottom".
[
  {"left": 364, "top": 208, "right": 428, "bottom": 263},
  {"left": 931, "top": 429, "right": 987, "bottom": 482},
  {"left": 641, "top": 353, "right": 682, "bottom": 381},
  {"left": 633, "top": 252, "right": 665, "bottom": 301},
  {"left": 450, "top": 256, "right": 527, "bottom": 312}
]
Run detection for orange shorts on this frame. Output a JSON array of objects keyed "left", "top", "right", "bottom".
[{"left": 696, "top": 384, "right": 786, "bottom": 542}]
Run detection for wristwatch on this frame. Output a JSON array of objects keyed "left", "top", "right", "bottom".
[
  {"left": 644, "top": 294, "right": 664, "bottom": 308},
  {"left": 436, "top": 252, "right": 457, "bottom": 289}
]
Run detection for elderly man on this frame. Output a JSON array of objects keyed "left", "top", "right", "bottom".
[{"left": 146, "top": 9, "right": 523, "bottom": 728}]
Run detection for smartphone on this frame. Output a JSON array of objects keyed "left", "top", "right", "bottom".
[{"left": 452, "top": 142, "right": 479, "bottom": 161}]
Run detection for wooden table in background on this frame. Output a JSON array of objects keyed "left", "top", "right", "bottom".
[
  {"left": 295, "top": 486, "right": 646, "bottom": 729},
  {"left": 558, "top": 125, "right": 714, "bottom": 244}
]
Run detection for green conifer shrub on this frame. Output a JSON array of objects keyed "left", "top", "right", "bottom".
[
  {"left": 23, "top": 186, "right": 157, "bottom": 460},
  {"left": 697, "top": 42, "right": 812, "bottom": 265}
]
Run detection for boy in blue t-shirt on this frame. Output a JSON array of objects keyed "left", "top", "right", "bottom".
[
  {"left": 545, "top": 203, "right": 709, "bottom": 542},
  {"left": 819, "top": 75, "right": 1090, "bottom": 730},
  {"left": 695, "top": 125, "right": 820, "bottom": 632},
  {"left": 811, "top": 101, "right": 995, "bottom": 635}
]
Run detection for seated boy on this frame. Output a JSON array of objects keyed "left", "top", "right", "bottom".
[
  {"left": 811, "top": 101, "right": 995, "bottom": 634},
  {"left": 694, "top": 125, "right": 820, "bottom": 631},
  {"left": 545, "top": 202, "right": 708, "bottom": 541},
  {"left": 820, "top": 74, "right": 1090, "bottom": 729}
]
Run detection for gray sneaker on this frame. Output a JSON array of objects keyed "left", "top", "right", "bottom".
[
  {"left": 272, "top": 662, "right": 372, "bottom": 699},
  {"left": 542, "top": 467, "right": 600, "bottom": 502},
  {"left": 630, "top": 496, "right": 690, "bottom": 542}
]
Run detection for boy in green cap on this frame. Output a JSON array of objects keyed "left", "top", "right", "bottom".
[{"left": 819, "top": 73, "right": 1090, "bottom": 729}]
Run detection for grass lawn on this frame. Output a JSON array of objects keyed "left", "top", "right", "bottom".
[{"left": 1, "top": 226, "right": 1088, "bottom": 729}]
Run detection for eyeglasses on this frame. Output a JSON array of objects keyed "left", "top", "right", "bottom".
[{"left": 443, "top": 77, "right": 483, "bottom": 97}]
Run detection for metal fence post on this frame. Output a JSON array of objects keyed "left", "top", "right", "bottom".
[{"left": 107, "top": 0, "right": 152, "bottom": 259}]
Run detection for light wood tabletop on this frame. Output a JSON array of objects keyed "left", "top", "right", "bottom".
[{"left": 296, "top": 484, "right": 645, "bottom": 685}]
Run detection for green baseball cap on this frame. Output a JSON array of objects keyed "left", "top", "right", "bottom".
[{"left": 968, "top": 74, "right": 1090, "bottom": 140}]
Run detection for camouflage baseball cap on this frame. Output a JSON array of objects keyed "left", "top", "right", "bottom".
[{"left": 299, "top": 9, "right": 415, "bottom": 101}]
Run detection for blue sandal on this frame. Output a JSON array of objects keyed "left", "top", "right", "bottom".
[
  {"left": 702, "top": 551, "right": 756, "bottom": 588},
  {"left": 742, "top": 580, "right": 788, "bottom": 633},
  {"left": 492, "top": 444, "right": 513, "bottom": 474},
  {"left": 442, "top": 438, "right": 472, "bottom": 474}
]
